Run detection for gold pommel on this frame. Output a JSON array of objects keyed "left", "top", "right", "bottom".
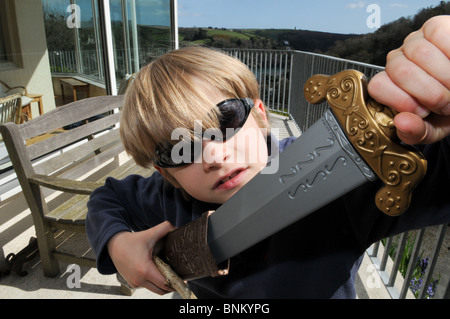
[{"left": 304, "top": 70, "right": 427, "bottom": 216}]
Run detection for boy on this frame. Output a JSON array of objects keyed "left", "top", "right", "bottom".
[{"left": 86, "top": 16, "right": 450, "bottom": 298}]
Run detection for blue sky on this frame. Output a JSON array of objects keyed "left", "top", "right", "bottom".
[{"left": 178, "top": 0, "right": 445, "bottom": 34}]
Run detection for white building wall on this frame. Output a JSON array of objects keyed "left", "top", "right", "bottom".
[{"left": 0, "top": 0, "right": 56, "bottom": 117}]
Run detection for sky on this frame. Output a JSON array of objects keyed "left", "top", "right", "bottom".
[{"left": 177, "top": 0, "right": 446, "bottom": 34}]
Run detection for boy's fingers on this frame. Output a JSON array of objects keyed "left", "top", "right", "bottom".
[
  {"left": 140, "top": 263, "right": 175, "bottom": 294},
  {"left": 384, "top": 50, "right": 450, "bottom": 116},
  {"left": 368, "top": 16, "right": 450, "bottom": 145},
  {"left": 130, "top": 275, "right": 174, "bottom": 295},
  {"left": 368, "top": 70, "right": 430, "bottom": 117},
  {"left": 369, "top": 16, "right": 450, "bottom": 118},
  {"left": 393, "top": 112, "right": 450, "bottom": 145},
  {"left": 124, "top": 250, "right": 175, "bottom": 293},
  {"left": 120, "top": 222, "right": 177, "bottom": 293},
  {"left": 145, "top": 221, "right": 177, "bottom": 292},
  {"left": 421, "top": 15, "right": 450, "bottom": 61},
  {"left": 402, "top": 30, "right": 450, "bottom": 90},
  {"left": 392, "top": 113, "right": 427, "bottom": 145}
]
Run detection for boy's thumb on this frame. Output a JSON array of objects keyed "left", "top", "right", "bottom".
[{"left": 147, "top": 221, "right": 176, "bottom": 247}]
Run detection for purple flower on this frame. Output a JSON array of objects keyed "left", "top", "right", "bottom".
[{"left": 409, "top": 257, "right": 439, "bottom": 299}]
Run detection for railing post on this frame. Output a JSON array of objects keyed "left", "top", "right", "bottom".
[
  {"left": 418, "top": 224, "right": 447, "bottom": 299},
  {"left": 399, "top": 229, "right": 425, "bottom": 299},
  {"left": 288, "top": 51, "right": 305, "bottom": 131},
  {"left": 435, "top": 250, "right": 450, "bottom": 299},
  {"left": 388, "top": 232, "right": 408, "bottom": 287}
]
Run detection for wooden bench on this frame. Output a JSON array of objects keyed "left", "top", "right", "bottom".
[{"left": 0, "top": 95, "right": 154, "bottom": 294}]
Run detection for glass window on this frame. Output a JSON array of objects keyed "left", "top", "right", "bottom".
[
  {"left": 132, "top": 0, "right": 172, "bottom": 66},
  {"left": 0, "top": 0, "right": 22, "bottom": 68},
  {"left": 110, "top": 0, "right": 173, "bottom": 81},
  {"left": 77, "top": 0, "right": 103, "bottom": 79},
  {"left": 0, "top": 17, "right": 7, "bottom": 62},
  {"left": 43, "top": 0, "right": 103, "bottom": 80},
  {"left": 42, "top": 0, "right": 77, "bottom": 73},
  {"left": 42, "top": 0, "right": 175, "bottom": 103}
]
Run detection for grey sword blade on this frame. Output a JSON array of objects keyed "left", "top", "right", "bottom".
[{"left": 207, "top": 109, "right": 377, "bottom": 263}]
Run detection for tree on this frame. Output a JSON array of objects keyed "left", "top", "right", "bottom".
[
  {"left": 326, "top": 1, "right": 450, "bottom": 65},
  {"left": 42, "top": 2, "right": 75, "bottom": 52}
]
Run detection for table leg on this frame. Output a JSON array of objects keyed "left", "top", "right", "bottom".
[
  {"left": 61, "top": 83, "right": 65, "bottom": 104},
  {"left": 37, "top": 96, "right": 43, "bottom": 115}
]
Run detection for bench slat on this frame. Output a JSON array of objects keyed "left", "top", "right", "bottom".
[
  {"left": 42, "top": 159, "right": 154, "bottom": 224},
  {"left": 27, "top": 112, "right": 121, "bottom": 160},
  {"left": 29, "top": 174, "right": 102, "bottom": 194},
  {"left": 33, "top": 129, "right": 121, "bottom": 176},
  {"left": 20, "top": 96, "right": 123, "bottom": 140},
  {"left": 45, "top": 194, "right": 89, "bottom": 222}
]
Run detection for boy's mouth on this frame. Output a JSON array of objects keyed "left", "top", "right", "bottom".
[{"left": 214, "top": 169, "right": 246, "bottom": 190}]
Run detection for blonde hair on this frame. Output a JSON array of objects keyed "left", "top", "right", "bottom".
[{"left": 120, "top": 46, "right": 269, "bottom": 168}]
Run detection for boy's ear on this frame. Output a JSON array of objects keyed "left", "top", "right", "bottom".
[
  {"left": 154, "top": 165, "right": 182, "bottom": 188},
  {"left": 253, "top": 99, "right": 269, "bottom": 125}
]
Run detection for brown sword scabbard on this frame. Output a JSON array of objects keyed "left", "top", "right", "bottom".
[{"left": 154, "top": 211, "right": 229, "bottom": 280}]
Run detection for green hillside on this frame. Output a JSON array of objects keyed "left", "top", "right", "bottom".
[{"left": 179, "top": 27, "right": 355, "bottom": 53}]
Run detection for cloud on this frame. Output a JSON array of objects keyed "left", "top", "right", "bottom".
[
  {"left": 346, "top": 1, "right": 366, "bottom": 9},
  {"left": 177, "top": 2, "right": 203, "bottom": 18},
  {"left": 178, "top": 11, "right": 203, "bottom": 17},
  {"left": 389, "top": 3, "right": 409, "bottom": 8}
]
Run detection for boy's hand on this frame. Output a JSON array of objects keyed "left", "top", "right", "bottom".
[
  {"left": 107, "top": 221, "right": 176, "bottom": 295},
  {"left": 368, "top": 15, "right": 450, "bottom": 145}
]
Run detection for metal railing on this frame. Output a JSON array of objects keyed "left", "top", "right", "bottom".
[
  {"left": 48, "top": 47, "right": 449, "bottom": 298},
  {"left": 288, "top": 51, "right": 384, "bottom": 132},
  {"left": 48, "top": 47, "right": 170, "bottom": 83},
  {"left": 50, "top": 47, "right": 382, "bottom": 129},
  {"left": 367, "top": 225, "right": 449, "bottom": 299},
  {"left": 224, "top": 49, "right": 384, "bottom": 132},
  {"left": 224, "top": 49, "right": 292, "bottom": 115}
]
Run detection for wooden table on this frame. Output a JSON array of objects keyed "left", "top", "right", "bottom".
[
  {"left": 60, "top": 78, "right": 90, "bottom": 103},
  {"left": 21, "top": 93, "right": 43, "bottom": 123}
]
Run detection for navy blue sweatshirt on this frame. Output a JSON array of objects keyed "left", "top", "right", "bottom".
[{"left": 86, "top": 136, "right": 450, "bottom": 298}]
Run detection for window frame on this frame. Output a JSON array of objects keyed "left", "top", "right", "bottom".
[{"left": 0, "top": 0, "right": 23, "bottom": 70}]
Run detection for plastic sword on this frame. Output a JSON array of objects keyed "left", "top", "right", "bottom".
[{"left": 155, "top": 69, "right": 427, "bottom": 281}]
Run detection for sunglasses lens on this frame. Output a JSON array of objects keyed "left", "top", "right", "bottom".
[
  {"left": 217, "top": 98, "right": 252, "bottom": 139},
  {"left": 156, "top": 139, "right": 202, "bottom": 167}
]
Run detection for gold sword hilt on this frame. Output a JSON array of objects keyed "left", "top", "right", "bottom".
[{"left": 304, "top": 70, "right": 427, "bottom": 216}]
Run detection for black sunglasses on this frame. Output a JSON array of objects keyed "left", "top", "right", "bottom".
[{"left": 154, "top": 98, "right": 255, "bottom": 168}]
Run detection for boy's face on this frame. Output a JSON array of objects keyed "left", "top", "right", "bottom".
[{"left": 157, "top": 93, "right": 270, "bottom": 204}]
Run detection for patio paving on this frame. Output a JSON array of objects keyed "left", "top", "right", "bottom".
[
  {"left": 0, "top": 257, "right": 179, "bottom": 299},
  {"left": 0, "top": 210, "right": 178, "bottom": 299}
]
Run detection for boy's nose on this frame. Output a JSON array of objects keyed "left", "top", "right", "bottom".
[{"left": 202, "top": 140, "right": 228, "bottom": 170}]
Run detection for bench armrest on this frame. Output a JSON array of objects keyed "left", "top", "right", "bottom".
[
  {"left": 0, "top": 80, "right": 28, "bottom": 96},
  {"left": 28, "top": 174, "right": 103, "bottom": 195}
]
